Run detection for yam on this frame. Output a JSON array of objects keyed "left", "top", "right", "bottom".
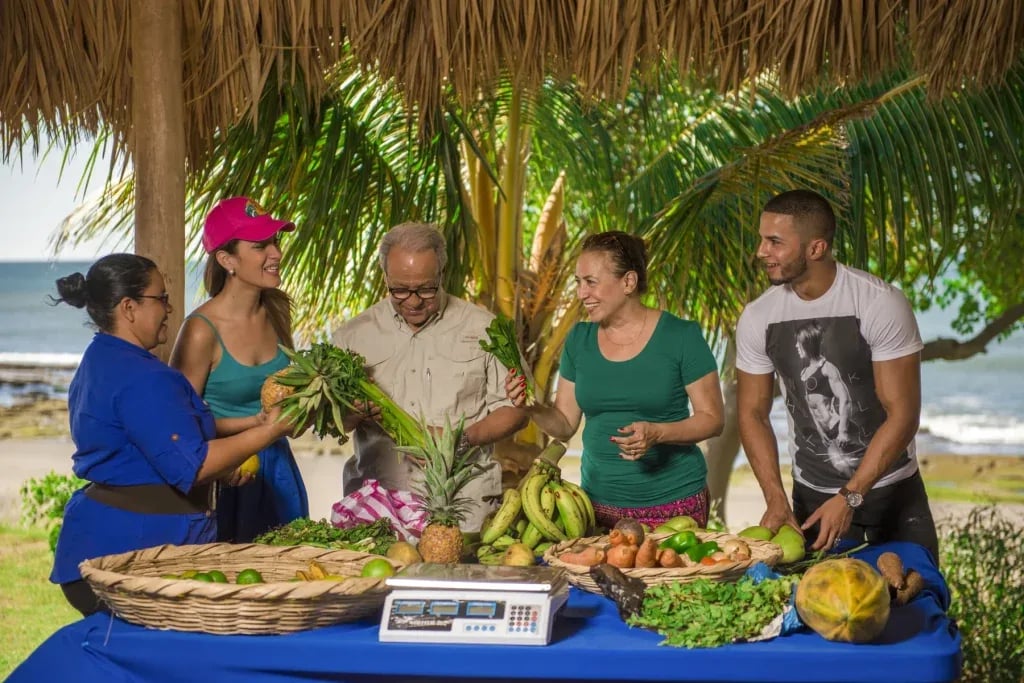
[
  {"left": 605, "top": 544, "right": 638, "bottom": 568},
  {"left": 634, "top": 538, "right": 659, "bottom": 568}
]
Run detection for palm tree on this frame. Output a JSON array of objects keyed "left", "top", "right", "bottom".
[{"left": 64, "top": 57, "right": 1024, "bottom": 517}]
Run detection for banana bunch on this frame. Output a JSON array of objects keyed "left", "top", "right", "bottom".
[
  {"left": 476, "top": 442, "right": 596, "bottom": 564},
  {"left": 294, "top": 559, "right": 343, "bottom": 581}
]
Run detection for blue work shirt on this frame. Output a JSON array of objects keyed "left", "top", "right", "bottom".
[{"left": 51, "top": 333, "right": 218, "bottom": 584}]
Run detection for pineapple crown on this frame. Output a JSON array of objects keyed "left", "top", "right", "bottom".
[{"left": 402, "top": 416, "right": 485, "bottom": 527}]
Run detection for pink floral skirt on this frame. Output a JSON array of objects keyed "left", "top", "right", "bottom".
[{"left": 592, "top": 488, "right": 709, "bottom": 530}]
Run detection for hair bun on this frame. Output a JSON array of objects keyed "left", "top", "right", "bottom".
[{"left": 55, "top": 272, "right": 88, "bottom": 308}]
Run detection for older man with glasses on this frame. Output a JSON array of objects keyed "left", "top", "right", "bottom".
[{"left": 331, "top": 222, "right": 528, "bottom": 531}]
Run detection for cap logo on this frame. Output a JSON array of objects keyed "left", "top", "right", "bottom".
[{"left": 244, "top": 200, "right": 267, "bottom": 219}]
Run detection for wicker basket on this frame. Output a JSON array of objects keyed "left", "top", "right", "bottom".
[
  {"left": 543, "top": 531, "right": 782, "bottom": 594},
  {"left": 79, "top": 543, "right": 399, "bottom": 634}
]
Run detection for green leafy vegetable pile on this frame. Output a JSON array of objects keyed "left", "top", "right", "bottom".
[
  {"left": 276, "top": 343, "right": 425, "bottom": 448},
  {"left": 479, "top": 314, "right": 533, "bottom": 402},
  {"left": 254, "top": 518, "right": 398, "bottom": 556},
  {"left": 628, "top": 576, "right": 798, "bottom": 648}
]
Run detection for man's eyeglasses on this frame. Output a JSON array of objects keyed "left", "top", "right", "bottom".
[
  {"left": 137, "top": 293, "right": 171, "bottom": 307},
  {"left": 387, "top": 285, "right": 440, "bottom": 301}
]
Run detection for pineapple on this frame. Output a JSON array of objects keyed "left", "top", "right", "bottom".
[{"left": 404, "top": 417, "right": 484, "bottom": 564}]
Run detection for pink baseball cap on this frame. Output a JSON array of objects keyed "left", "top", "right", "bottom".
[{"left": 202, "top": 197, "right": 295, "bottom": 253}]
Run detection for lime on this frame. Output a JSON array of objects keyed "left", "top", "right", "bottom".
[
  {"left": 180, "top": 569, "right": 199, "bottom": 579},
  {"left": 192, "top": 572, "right": 214, "bottom": 582},
  {"left": 207, "top": 570, "right": 228, "bottom": 583},
  {"left": 360, "top": 558, "right": 396, "bottom": 578},
  {"left": 236, "top": 568, "right": 265, "bottom": 585}
]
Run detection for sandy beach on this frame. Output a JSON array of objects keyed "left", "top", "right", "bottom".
[{"left": 3, "top": 434, "right": 1021, "bottom": 531}]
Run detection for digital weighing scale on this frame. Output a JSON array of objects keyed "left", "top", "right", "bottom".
[{"left": 379, "top": 563, "right": 569, "bottom": 646}]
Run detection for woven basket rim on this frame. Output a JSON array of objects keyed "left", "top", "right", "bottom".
[
  {"left": 79, "top": 543, "right": 400, "bottom": 634},
  {"left": 543, "top": 531, "right": 782, "bottom": 592},
  {"left": 80, "top": 542, "right": 394, "bottom": 600}
]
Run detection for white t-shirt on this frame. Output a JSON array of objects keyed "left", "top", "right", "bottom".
[{"left": 736, "top": 264, "right": 923, "bottom": 493}]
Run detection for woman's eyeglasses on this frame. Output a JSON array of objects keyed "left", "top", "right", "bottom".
[{"left": 137, "top": 293, "right": 171, "bottom": 307}]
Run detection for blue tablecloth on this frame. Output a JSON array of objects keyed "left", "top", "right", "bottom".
[{"left": 6, "top": 543, "right": 960, "bottom": 683}]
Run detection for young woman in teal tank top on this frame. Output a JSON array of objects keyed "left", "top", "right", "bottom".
[
  {"left": 170, "top": 198, "right": 308, "bottom": 541},
  {"left": 504, "top": 232, "right": 725, "bottom": 529}
]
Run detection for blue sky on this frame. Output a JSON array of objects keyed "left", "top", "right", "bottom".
[{"left": 2, "top": 142, "right": 115, "bottom": 262}]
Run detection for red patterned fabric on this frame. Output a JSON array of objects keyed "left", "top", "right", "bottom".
[
  {"left": 330, "top": 479, "right": 427, "bottom": 542},
  {"left": 592, "top": 487, "right": 709, "bottom": 530}
]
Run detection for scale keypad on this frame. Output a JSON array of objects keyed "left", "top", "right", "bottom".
[{"left": 506, "top": 604, "right": 540, "bottom": 634}]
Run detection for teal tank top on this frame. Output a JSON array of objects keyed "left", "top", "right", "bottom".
[{"left": 188, "top": 314, "right": 289, "bottom": 419}]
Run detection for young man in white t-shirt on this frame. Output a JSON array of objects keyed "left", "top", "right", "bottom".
[{"left": 736, "top": 189, "right": 938, "bottom": 561}]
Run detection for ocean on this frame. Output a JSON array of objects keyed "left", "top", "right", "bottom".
[{"left": 2, "top": 260, "right": 1023, "bottom": 456}]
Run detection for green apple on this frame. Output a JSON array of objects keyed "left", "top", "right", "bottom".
[{"left": 737, "top": 525, "right": 774, "bottom": 541}]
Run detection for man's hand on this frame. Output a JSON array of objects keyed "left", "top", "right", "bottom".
[
  {"left": 760, "top": 505, "right": 800, "bottom": 535},
  {"left": 221, "top": 469, "right": 254, "bottom": 487},
  {"left": 342, "top": 399, "right": 382, "bottom": 432},
  {"left": 801, "top": 496, "right": 854, "bottom": 551}
]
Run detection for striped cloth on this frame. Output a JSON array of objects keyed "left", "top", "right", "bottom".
[{"left": 330, "top": 479, "right": 427, "bottom": 543}]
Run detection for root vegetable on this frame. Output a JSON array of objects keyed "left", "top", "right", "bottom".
[
  {"left": 876, "top": 552, "right": 906, "bottom": 590},
  {"left": 608, "top": 529, "right": 627, "bottom": 546},
  {"left": 634, "top": 538, "right": 659, "bottom": 568},
  {"left": 613, "top": 519, "right": 645, "bottom": 547},
  {"left": 895, "top": 569, "right": 926, "bottom": 606},
  {"left": 606, "top": 544, "right": 639, "bottom": 568},
  {"left": 657, "top": 547, "right": 683, "bottom": 568},
  {"left": 558, "top": 546, "right": 606, "bottom": 567}
]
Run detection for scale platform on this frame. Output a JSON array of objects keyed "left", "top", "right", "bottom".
[{"left": 379, "top": 563, "right": 569, "bottom": 646}]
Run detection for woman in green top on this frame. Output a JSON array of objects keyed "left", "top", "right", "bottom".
[
  {"left": 171, "top": 197, "right": 308, "bottom": 541},
  {"left": 505, "top": 232, "right": 724, "bottom": 528}
]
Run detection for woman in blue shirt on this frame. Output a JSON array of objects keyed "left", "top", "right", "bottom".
[{"left": 50, "top": 254, "right": 293, "bottom": 616}]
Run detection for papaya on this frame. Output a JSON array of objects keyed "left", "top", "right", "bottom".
[{"left": 795, "top": 558, "right": 890, "bottom": 643}]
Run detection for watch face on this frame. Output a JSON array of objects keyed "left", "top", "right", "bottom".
[{"left": 846, "top": 491, "right": 864, "bottom": 508}]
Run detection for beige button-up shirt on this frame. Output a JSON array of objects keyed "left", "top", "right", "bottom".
[{"left": 331, "top": 294, "right": 511, "bottom": 530}]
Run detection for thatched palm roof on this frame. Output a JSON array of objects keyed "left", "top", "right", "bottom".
[{"left": 2, "top": 0, "right": 1022, "bottom": 166}]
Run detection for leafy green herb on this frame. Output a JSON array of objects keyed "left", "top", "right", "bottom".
[
  {"left": 253, "top": 518, "right": 398, "bottom": 556},
  {"left": 479, "top": 314, "right": 533, "bottom": 402},
  {"left": 628, "top": 576, "right": 797, "bottom": 648},
  {"left": 276, "top": 343, "right": 425, "bottom": 448}
]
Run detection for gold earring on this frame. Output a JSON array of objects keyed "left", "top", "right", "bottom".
[{"left": 229, "top": 269, "right": 236, "bottom": 276}]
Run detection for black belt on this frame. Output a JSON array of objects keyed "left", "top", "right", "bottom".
[{"left": 84, "top": 482, "right": 212, "bottom": 515}]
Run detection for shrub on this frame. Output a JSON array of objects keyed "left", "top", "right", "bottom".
[
  {"left": 19, "top": 471, "right": 85, "bottom": 551},
  {"left": 940, "top": 506, "right": 1024, "bottom": 683}
]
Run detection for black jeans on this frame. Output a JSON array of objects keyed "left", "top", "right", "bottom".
[{"left": 793, "top": 470, "right": 939, "bottom": 564}]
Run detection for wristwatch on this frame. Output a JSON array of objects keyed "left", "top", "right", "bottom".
[
  {"left": 838, "top": 486, "right": 864, "bottom": 509},
  {"left": 456, "top": 432, "right": 473, "bottom": 456}
]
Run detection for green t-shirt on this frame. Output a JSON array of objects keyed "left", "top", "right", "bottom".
[{"left": 560, "top": 311, "right": 718, "bottom": 507}]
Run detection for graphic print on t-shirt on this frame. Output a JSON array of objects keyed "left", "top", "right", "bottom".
[{"left": 765, "top": 316, "right": 909, "bottom": 488}]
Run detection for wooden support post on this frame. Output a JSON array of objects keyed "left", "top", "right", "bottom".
[{"left": 130, "top": 0, "right": 185, "bottom": 361}]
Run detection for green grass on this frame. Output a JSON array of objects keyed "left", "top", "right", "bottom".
[{"left": 0, "top": 525, "right": 78, "bottom": 679}]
